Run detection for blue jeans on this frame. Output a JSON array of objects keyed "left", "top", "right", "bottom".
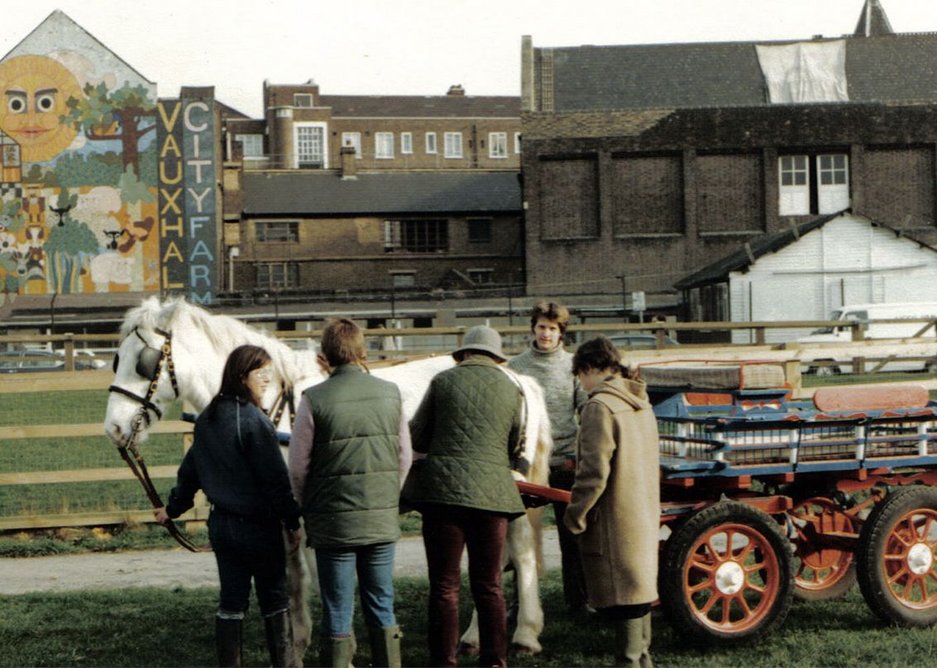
[
  {"left": 209, "top": 510, "right": 289, "bottom": 617},
  {"left": 315, "top": 542, "right": 397, "bottom": 637}
]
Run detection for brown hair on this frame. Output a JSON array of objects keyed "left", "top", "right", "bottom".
[
  {"left": 320, "top": 317, "right": 366, "bottom": 367},
  {"left": 571, "top": 336, "right": 629, "bottom": 377},
  {"left": 220, "top": 344, "right": 272, "bottom": 406},
  {"left": 530, "top": 301, "right": 571, "bottom": 335}
]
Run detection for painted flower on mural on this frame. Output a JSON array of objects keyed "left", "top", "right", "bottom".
[{"left": 0, "top": 55, "right": 82, "bottom": 163}]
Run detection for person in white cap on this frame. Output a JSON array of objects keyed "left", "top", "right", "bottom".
[{"left": 401, "top": 325, "right": 524, "bottom": 668}]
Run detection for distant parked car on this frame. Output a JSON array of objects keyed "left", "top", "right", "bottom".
[
  {"left": 54, "top": 350, "right": 108, "bottom": 370},
  {"left": 607, "top": 333, "right": 679, "bottom": 350},
  {"left": 0, "top": 350, "right": 65, "bottom": 373}
]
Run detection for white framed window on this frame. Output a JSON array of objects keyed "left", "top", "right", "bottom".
[
  {"left": 234, "top": 134, "right": 264, "bottom": 159},
  {"left": 514, "top": 132, "right": 521, "bottom": 154},
  {"left": 401, "top": 132, "right": 413, "bottom": 155},
  {"left": 467, "top": 218, "right": 492, "bottom": 243},
  {"left": 375, "top": 132, "right": 394, "bottom": 159},
  {"left": 294, "top": 122, "right": 327, "bottom": 169},
  {"left": 444, "top": 132, "right": 463, "bottom": 159},
  {"left": 818, "top": 154, "right": 850, "bottom": 214},
  {"left": 425, "top": 132, "right": 437, "bottom": 154},
  {"left": 257, "top": 262, "right": 299, "bottom": 289},
  {"left": 390, "top": 271, "right": 416, "bottom": 288},
  {"left": 384, "top": 219, "right": 448, "bottom": 252},
  {"left": 341, "top": 132, "right": 361, "bottom": 158},
  {"left": 256, "top": 221, "right": 299, "bottom": 242},
  {"left": 467, "top": 268, "right": 494, "bottom": 284},
  {"left": 779, "top": 155, "right": 809, "bottom": 216},
  {"left": 778, "top": 154, "right": 850, "bottom": 216},
  {"left": 293, "top": 93, "right": 313, "bottom": 108},
  {"left": 488, "top": 132, "right": 508, "bottom": 159}
]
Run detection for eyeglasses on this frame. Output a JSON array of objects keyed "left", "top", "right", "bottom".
[{"left": 250, "top": 367, "right": 273, "bottom": 381}]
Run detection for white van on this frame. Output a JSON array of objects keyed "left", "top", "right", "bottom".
[{"left": 798, "top": 302, "right": 937, "bottom": 375}]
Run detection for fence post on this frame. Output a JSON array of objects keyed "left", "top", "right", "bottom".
[
  {"left": 63, "top": 334, "right": 75, "bottom": 371},
  {"left": 784, "top": 359, "right": 803, "bottom": 399}
]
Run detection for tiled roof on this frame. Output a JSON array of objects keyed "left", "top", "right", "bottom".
[
  {"left": 854, "top": 0, "right": 894, "bottom": 36},
  {"left": 242, "top": 171, "right": 521, "bottom": 216},
  {"left": 538, "top": 33, "right": 937, "bottom": 112},
  {"left": 320, "top": 95, "right": 520, "bottom": 117},
  {"left": 674, "top": 211, "right": 937, "bottom": 289}
]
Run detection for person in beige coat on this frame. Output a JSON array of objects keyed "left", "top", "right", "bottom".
[{"left": 564, "top": 336, "right": 660, "bottom": 667}]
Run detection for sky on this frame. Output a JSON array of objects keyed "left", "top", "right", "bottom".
[{"left": 1, "top": 0, "right": 936, "bottom": 118}]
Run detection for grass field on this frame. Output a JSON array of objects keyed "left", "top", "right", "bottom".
[{"left": 1, "top": 569, "right": 936, "bottom": 668}]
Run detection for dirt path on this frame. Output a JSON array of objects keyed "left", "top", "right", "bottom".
[{"left": 0, "top": 530, "right": 561, "bottom": 595}]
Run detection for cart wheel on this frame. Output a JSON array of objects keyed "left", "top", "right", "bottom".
[
  {"left": 660, "top": 501, "right": 794, "bottom": 645},
  {"left": 790, "top": 497, "right": 857, "bottom": 601},
  {"left": 857, "top": 486, "right": 937, "bottom": 626}
]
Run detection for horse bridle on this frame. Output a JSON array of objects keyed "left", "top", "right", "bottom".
[
  {"left": 108, "top": 327, "right": 179, "bottom": 425},
  {"left": 108, "top": 327, "right": 199, "bottom": 552}
]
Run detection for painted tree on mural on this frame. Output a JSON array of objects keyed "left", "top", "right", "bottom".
[
  {"left": 43, "top": 190, "right": 97, "bottom": 294},
  {"left": 62, "top": 82, "right": 156, "bottom": 177}
]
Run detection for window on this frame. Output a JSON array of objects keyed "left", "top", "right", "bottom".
[
  {"left": 375, "top": 132, "right": 394, "bottom": 159},
  {"left": 444, "top": 132, "right": 463, "bottom": 158},
  {"left": 467, "top": 268, "right": 493, "bottom": 284},
  {"left": 401, "top": 132, "right": 413, "bottom": 154},
  {"left": 257, "top": 262, "right": 299, "bottom": 289},
  {"left": 488, "top": 132, "right": 507, "bottom": 159},
  {"left": 295, "top": 123, "right": 326, "bottom": 168},
  {"left": 425, "top": 132, "right": 437, "bottom": 154},
  {"left": 293, "top": 93, "right": 313, "bottom": 108},
  {"left": 255, "top": 221, "right": 298, "bottom": 242},
  {"left": 234, "top": 134, "right": 264, "bottom": 159},
  {"left": 778, "top": 154, "right": 850, "bottom": 216},
  {"left": 341, "top": 132, "right": 361, "bottom": 158},
  {"left": 514, "top": 132, "right": 521, "bottom": 154},
  {"left": 390, "top": 271, "right": 416, "bottom": 287},
  {"left": 467, "top": 218, "right": 492, "bottom": 243},
  {"left": 384, "top": 219, "right": 448, "bottom": 252}
]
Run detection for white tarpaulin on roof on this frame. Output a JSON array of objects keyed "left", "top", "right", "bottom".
[{"left": 755, "top": 40, "right": 849, "bottom": 103}]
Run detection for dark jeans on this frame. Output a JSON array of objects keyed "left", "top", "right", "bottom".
[
  {"left": 209, "top": 510, "right": 289, "bottom": 617},
  {"left": 549, "top": 467, "right": 588, "bottom": 610},
  {"left": 422, "top": 504, "right": 509, "bottom": 668}
]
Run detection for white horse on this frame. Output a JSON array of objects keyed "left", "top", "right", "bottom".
[{"left": 103, "top": 297, "right": 551, "bottom": 664}]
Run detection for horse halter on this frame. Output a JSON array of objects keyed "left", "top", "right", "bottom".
[{"left": 108, "top": 327, "right": 180, "bottom": 424}]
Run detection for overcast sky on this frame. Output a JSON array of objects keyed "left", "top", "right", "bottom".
[{"left": 2, "top": 0, "right": 935, "bottom": 117}]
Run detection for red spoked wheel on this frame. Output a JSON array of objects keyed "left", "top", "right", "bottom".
[
  {"left": 857, "top": 486, "right": 937, "bottom": 626},
  {"left": 660, "top": 501, "right": 794, "bottom": 645},
  {"left": 790, "top": 497, "right": 857, "bottom": 601}
]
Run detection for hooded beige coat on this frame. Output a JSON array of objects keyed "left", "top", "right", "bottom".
[{"left": 564, "top": 375, "right": 660, "bottom": 608}]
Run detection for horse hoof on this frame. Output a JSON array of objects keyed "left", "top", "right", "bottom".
[{"left": 457, "top": 642, "right": 479, "bottom": 657}]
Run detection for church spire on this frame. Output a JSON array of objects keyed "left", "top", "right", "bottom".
[{"left": 854, "top": 0, "right": 894, "bottom": 37}]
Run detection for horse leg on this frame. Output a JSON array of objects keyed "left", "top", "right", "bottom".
[
  {"left": 507, "top": 513, "right": 543, "bottom": 654},
  {"left": 286, "top": 529, "right": 316, "bottom": 667}
]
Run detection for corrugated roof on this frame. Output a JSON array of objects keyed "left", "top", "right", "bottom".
[
  {"left": 242, "top": 171, "right": 521, "bottom": 216},
  {"left": 674, "top": 211, "right": 937, "bottom": 289},
  {"left": 319, "top": 95, "right": 520, "bottom": 117},
  {"left": 539, "top": 33, "right": 937, "bottom": 112}
]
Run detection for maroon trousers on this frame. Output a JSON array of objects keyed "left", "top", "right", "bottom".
[{"left": 421, "top": 504, "right": 509, "bottom": 668}]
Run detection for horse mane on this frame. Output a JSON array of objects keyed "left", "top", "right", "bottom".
[{"left": 122, "top": 297, "right": 318, "bottom": 385}]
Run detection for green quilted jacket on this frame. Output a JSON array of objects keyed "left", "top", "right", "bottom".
[
  {"left": 403, "top": 356, "right": 525, "bottom": 517},
  {"left": 301, "top": 364, "right": 402, "bottom": 548}
]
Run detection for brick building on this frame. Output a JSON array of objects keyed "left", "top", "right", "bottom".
[{"left": 520, "top": 0, "right": 937, "bottom": 318}]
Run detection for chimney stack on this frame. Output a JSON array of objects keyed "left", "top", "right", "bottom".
[{"left": 339, "top": 145, "right": 357, "bottom": 179}]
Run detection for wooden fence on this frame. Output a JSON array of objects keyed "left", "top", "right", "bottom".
[{"left": 1, "top": 318, "right": 935, "bottom": 534}]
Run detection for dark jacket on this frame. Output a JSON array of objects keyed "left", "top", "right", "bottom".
[
  {"left": 300, "top": 364, "right": 403, "bottom": 548},
  {"left": 403, "top": 356, "right": 525, "bottom": 517},
  {"left": 166, "top": 395, "right": 301, "bottom": 530}
]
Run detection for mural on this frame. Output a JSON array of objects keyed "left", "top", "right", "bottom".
[{"left": 0, "top": 11, "right": 218, "bottom": 305}]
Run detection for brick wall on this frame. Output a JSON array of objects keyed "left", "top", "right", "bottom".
[{"left": 862, "top": 146, "right": 936, "bottom": 228}]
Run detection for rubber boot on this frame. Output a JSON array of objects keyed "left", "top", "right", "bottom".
[
  {"left": 319, "top": 636, "right": 354, "bottom": 668},
  {"left": 367, "top": 625, "right": 402, "bottom": 668},
  {"left": 614, "top": 615, "right": 652, "bottom": 667},
  {"left": 263, "top": 609, "right": 296, "bottom": 668},
  {"left": 215, "top": 617, "right": 243, "bottom": 668}
]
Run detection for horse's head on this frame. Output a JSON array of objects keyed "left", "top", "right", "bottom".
[{"left": 104, "top": 298, "right": 187, "bottom": 447}]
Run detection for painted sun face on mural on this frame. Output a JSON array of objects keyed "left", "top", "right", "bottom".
[{"left": 0, "top": 55, "right": 81, "bottom": 163}]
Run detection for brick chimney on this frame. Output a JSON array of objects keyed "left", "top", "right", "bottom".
[{"left": 339, "top": 145, "right": 357, "bottom": 179}]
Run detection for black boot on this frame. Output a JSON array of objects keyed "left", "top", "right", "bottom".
[
  {"left": 215, "top": 616, "right": 242, "bottom": 668},
  {"left": 264, "top": 609, "right": 296, "bottom": 668}
]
